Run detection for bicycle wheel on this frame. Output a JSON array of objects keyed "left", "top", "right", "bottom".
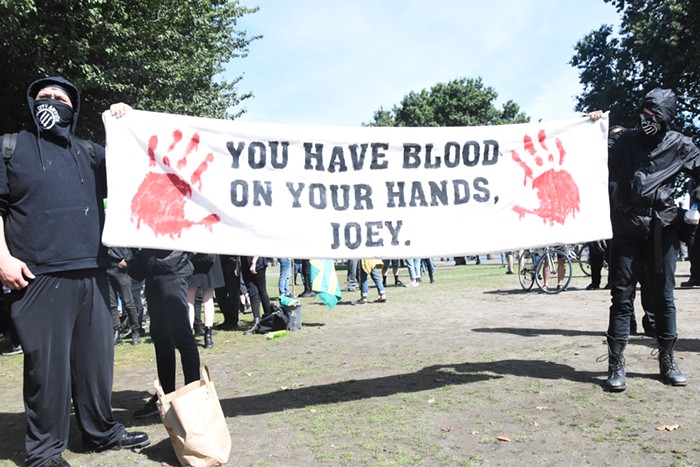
[
  {"left": 578, "top": 244, "right": 591, "bottom": 276},
  {"left": 517, "top": 250, "right": 536, "bottom": 291},
  {"left": 535, "top": 249, "right": 573, "bottom": 294}
]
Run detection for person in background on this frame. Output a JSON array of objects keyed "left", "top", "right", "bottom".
[
  {"left": 353, "top": 259, "right": 387, "bottom": 305},
  {"left": 242, "top": 256, "right": 273, "bottom": 334},
  {"left": 0, "top": 77, "right": 148, "bottom": 466},
  {"left": 381, "top": 259, "right": 403, "bottom": 287},
  {"left": 187, "top": 254, "right": 224, "bottom": 349},
  {"left": 298, "top": 259, "right": 315, "bottom": 297},
  {"left": 106, "top": 246, "right": 141, "bottom": 345},
  {"left": 131, "top": 249, "right": 201, "bottom": 418},
  {"left": 214, "top": 254, "right": 241, "bottom": 331},
  {"left": 421, "top": 258, "right": 436, "bottom": 283},
  {"left": 278, "top": 257, "right": 292, "bottom": 296},
  {"left": 404, "top": 258, "right": 422, "bottom": 287},
  {"left": 346, "top": 259, "right": 359, "bottom": 292}
]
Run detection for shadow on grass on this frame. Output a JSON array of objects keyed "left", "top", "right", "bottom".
[
  {"left": 0, "top": 355, "right": 652, "bottom": 465},
  {"left": 217, "top": 358, "right": 608, "bottom": 418},
  {"left": 472, "top": 326, "right": 603, "bottom": 337},
  {"left": 482, "top": 286, "right": 586, "bottom": 295},
  {"left": 472, "top": 326, "right": 700, "bottom": 353}
]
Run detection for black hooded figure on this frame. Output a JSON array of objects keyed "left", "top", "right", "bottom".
[
  {"left": 601, "top": 87, "right": 700, "bottom": 392},
  {"left": 0, "top": 77, "right": 149, "bottom": 466}
]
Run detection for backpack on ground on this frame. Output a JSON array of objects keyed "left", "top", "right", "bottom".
[{"left": 253, "top": 306, "right": 290, "bottom": 334}]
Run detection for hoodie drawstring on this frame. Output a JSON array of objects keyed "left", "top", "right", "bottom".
[{"left": 69, "top": 137, "right": 85, "bottom": 184}]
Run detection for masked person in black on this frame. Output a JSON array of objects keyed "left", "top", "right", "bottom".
[
  {"left": 591, "top": 88, "right": 700, "bottom": 392},
  {"left": 0, "top": 77, "right": 148, "bottom": 467}
]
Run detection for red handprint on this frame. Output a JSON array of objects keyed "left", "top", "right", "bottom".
[
  {"left": 511, "top": 129, "right": 580, "bottom": 225},
  {"left": 131, "top": 129, "right": 220, "bottom": 238}
]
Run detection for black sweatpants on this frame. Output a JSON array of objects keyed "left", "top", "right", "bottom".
[
  {"left": 9, "top": 270, "right": 124, "bottom": 467},
  {"left": 145, "top": 268, "right": 200, "bottom": 395}
]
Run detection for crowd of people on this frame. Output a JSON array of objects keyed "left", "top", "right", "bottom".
[{"left": 0, "top": 76, "right": 699, "bottom": 466}]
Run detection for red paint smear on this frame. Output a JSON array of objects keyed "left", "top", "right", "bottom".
[
  {"left": 177, "top": 133, "right": 200, "bottom": 169},
  {"left": 556, "top": 138, "right": 566, "bottom": 165},
  {"left": 191, "top": 153, "right": 214, "bottom": 190},
  {"left": 538, "top": 129, "right": 549, "bottom": 151},
  {"left": 524, "top": 134, "right": 536, "bottom": 156},
  {"left": 147, "top": 136, "right": 158, "bottom": 167},
  {"left": 530, "top": 169, "right": 580, "bottom": 225},
  {"left": 511, "top": 150, "right": 533, "bottom": 185},
  {"left": 168, "top": 130, "right": 183, "bottom": 153}
]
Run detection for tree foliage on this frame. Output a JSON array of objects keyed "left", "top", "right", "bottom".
[
  {"left": 571, "top": 0, "right": 700, "bottom": 138},
  {"left": 365, "top": 77, "right": 529, "bottom": 127},
  {"left": 0, "top": 0, "right": 259, "bottom": 142}
]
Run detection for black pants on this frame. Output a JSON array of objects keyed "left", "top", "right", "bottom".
[
  {"left": 9, "top": 270, "right": 124, "bottom": 467},
  {"left": 131, "top": 278, "right": 146, "bottom": 328},
  {"left": 106, "top": 266, "right": 140, "bottom": 332},
  {"left": 145, "top": 268, "right": 200, "bottom": 395},
  {"left": 688, "top": 233, "right": 700, "bottom": 279},
  {"left": 608, "top": 228, "right": 679, "bottom": 342},
  {"left": 588, "top": 241, "right": 607, "bottom": 288},
  {"left": 215, "top": 255, "right": 240, "bottom": 326},
  {"left": 301, "top": 259, "right": 312, "bottom": 292},
  {"left": 242, "top": 265, "right": 271, "bottom": 320}
]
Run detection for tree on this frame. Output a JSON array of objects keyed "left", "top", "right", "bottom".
[
  {"left": 365, "top": 77, "right": 529, "bottom": 127},
  {"left": 570, "top": 0, "right": 700, "bottom": 139},
  {"left": 0, "top": 0, "right": 259, "bottom": 142}
]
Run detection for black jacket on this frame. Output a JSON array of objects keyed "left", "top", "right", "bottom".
[
  {"left": 107, "top": 247, "right": 135, "bottom": 268},
  {"left": 609, "top": 88, "right": 700, "bottom": 239},
  {"left": 0, "top": 77, "right": 109, "bottom": 274},
  {"left": 129, "top": 249, "right": 193, "bottom": 281}
]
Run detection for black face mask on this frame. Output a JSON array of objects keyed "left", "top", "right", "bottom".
[
  {"left": 34, "top": 98, "right": 74, "bottom": 142},
  {"left": 640, "top": 112, "right": 663, "bottom": 136}
]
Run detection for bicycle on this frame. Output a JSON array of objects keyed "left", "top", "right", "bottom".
[{"left": 517, "top": 246, "right": 573, "bottom": 294}]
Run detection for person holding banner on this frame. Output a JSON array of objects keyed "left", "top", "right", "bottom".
[
  {"left": 591, "top": 87, "right": 700, "bottom": 392},
  {"left": 0, "top": 77, "right": 149, "bottom": 466}
]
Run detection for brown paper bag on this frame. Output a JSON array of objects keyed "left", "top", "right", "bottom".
[{"left": 155, "top": 365, "right": 231, "bottom": 467}]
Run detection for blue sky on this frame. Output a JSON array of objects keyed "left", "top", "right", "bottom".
[{"left": 230, "top": 0, "right": 620, "bottom": 126}]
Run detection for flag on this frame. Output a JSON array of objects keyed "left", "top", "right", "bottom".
[{"left": 309, "top": 259, "right": 342, "bottom": 309}]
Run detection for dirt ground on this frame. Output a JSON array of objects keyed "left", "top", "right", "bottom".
[{"left": 1, "top": 258, "right": 700, "bottom": 466}]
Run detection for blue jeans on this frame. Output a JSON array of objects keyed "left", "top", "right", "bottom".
[
  {"left": 406, "top": 258, "right": 421, "bottom": 280},
  {"left": 347, "top": 259, "right": 359, "bottom": 289},
  {"left": 278, "top": 258, "right": 291, "bottom": 295},
  {"left": 360, "top": 267, "right": 385, "bottom": 297}
]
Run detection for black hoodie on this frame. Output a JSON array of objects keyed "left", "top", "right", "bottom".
[
  {"left": 0, "top": 76, "right": 109, "bottom": 274},
  {"left": 608, "top": 87, "right": 700, "bottom": 239}
]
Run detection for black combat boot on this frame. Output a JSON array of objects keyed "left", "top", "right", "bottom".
[
  {"left": 131, "top": 328, "right": 141, "bottom": 345},
  {"left": 658, "top": 338, "right": 687, "bottom": 386},
  {"left": 204, "top": 327, "right": 213, "bottom": 349},
  {"left": 604, "top": 335, "right": 627, "bottom": 392}
]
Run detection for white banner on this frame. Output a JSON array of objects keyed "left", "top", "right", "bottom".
[{"left": 102, "top": 111, "right": 610, "bottom": 259}]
